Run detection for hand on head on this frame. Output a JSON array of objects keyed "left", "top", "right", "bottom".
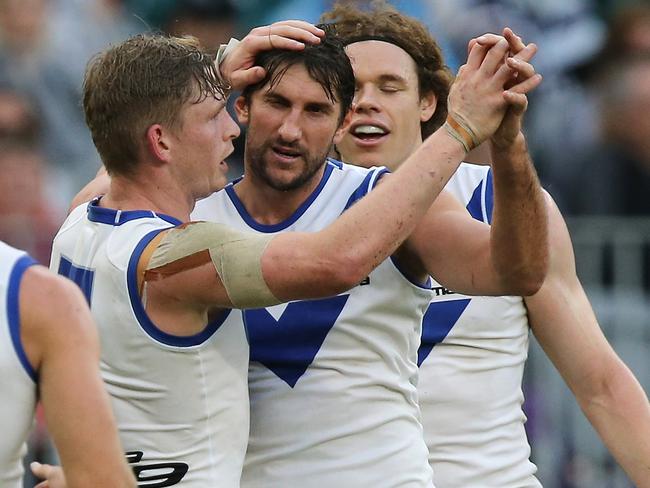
[{"left": 221, "top": 21, "right": 325, "bottom": 91}]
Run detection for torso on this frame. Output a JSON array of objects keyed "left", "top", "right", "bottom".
[
  {"left": 193, "top": 160, "right": 435, "bottom": 488},
  {"left": 0, "top": 241, "right": 37, "bottom": 488},
  {"left": 51, "top": 200, "right": 250, "bottom": 487},
  {"left": 418, "top": 163, "right": 541, "bottom": 487}
]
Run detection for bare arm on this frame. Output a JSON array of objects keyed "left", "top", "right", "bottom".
[
  {"left": 21, "top": 268, "right": 135, "bottom": 488},
  {"left": 394, "top": 37, "right": 547, "bottom": 297},
  {"left": 527, "top": 194, "right": 650, "bottom": 487}
]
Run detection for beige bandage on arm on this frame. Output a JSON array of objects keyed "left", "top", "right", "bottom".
[{"left": 144, "top": 221, "right": 280, "bottom": 309}]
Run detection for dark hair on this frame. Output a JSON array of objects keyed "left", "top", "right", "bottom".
[
  {"left": 321, "top": 0, "right": 453, "bottom": 137},
  {"left": 83, "top": 33, "right": 228, "bottom": 176},
  {"left": 241, "top": 23, "right": 355, "bottom": 125}
]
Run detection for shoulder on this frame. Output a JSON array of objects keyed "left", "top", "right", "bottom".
[{"left": 20, "top": 268, "right": 97, "bottom": 362}]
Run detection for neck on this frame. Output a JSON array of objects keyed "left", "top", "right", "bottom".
[
  {"left": 234, "top": 163, "right": 327, "bottom": 225},
  {"left": 101, "top": 170, "right": 193, "bottom": 222}
]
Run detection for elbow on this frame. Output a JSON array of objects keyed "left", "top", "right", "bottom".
[
  {"left": 500, "top": 259, "right": 548, "bottom": 297},
  {"left": 324, "top": 253, "right": 370, "bottom": 294}
]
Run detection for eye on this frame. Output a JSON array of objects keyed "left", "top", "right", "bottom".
[{"left": 380, "top": 85, "right": 400, "bottom": 93}]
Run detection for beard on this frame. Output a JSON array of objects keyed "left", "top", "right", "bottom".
[{"left": 246, "top": 137, "right": 332, "bottom": 192}]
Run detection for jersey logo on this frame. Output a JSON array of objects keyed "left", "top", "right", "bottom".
[
  {"left": 58, "top": 257, "right": 95, "bottom": 304},
  {"left": 418, "top": 299, "right": 471, "bottom": 366},
  {"left": 245, "top": 295, "right": 349, "bottom": 387},
  {"left": 126, "top": 451, "right": 189, "bottom": 487}
]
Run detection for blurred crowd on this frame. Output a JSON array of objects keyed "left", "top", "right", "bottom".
[{"left": 1, "top": 0, "right": 650, "bottom": 264}]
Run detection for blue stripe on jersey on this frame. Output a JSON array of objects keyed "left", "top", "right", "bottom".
[
  {"left": 126, "top": 229, "right": 231, "bottom": 347},
  {"left": 224, "top": 161, "right": 337, "bottom": 233},
  {"left": 87, "top": 198, "right": 182, "bottom": 227},
  {"left": 58, "top": 257, "right": 94, "bottom": 304},
  {"left": 7, "top": 255, "right": 38, "bottom": 382},
  {"left": 465, "top": 180, "right": 485, "bottom": 223},
  {"left": 417, "top": 298, "right": 471, "bottom": 366},
  {"left": 342, "top": 167, "right": 391, "bottom": 211},
  {"left": 245, "top": 294, "right": 349, "bottom": 387},
  {"left": 485, "top": 169, "right": 494, "bottom": 224}
]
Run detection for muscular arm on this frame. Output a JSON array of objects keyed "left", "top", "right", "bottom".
[
  {"left": 395, "top": 134, "right": 547, "bottom": 298},
  {"left": 527, "top": 194, "right": 650, "bottom": 487},
  {"left": 21, "top": 268, "right": 135, "bottom": 488}
]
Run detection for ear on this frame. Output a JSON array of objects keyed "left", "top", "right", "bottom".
[
  {"left": 145, "top": 124, "right": 172, "bottom": 163},
  {"left": 419, "top": 91, "right": 437, "bottom": 123},
  {"left": 234, "top": 96, "right": 250, "bottom": 125},
  {"left": 333, "top": 110, "right": 353, "bottom": 145}
]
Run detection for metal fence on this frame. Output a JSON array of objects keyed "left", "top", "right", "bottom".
[{"left": 525, "top": 217, "right": 650, "bottom": 487}]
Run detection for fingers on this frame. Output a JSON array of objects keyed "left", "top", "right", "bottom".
[
  {"left": 465, "top": 41, "right": 489, "bottom": 70},
  {"left": 479, "top": 38, "right": 510, "bottom": 76},
  {"left": 503, "top": 91, "right": 529, "bottom": 114},
  {"left": 506, "top": 72, "right": 543, "bottom": 95},
  {"left": 246, "top": 22, "right": 323, "bottom": 51},
  {"left": 511, "top": 42, "right": 537, "bottom": 63},
  {"left": 496, "top": 50, "right": 540, "bottom": 89},
  {"left": 230, "top": 66, "right": 267, "bottom": 90},
  {"left": 503, "top": 27, "right": 525, "bottom": 54},
  {"left": 31, "top": 461, "right": 48, "bottom": 478},
  {"left": 269, "top": 20, "right": 325, "bottom": 38}
]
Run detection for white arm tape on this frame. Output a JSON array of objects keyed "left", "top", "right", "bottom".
[{"left": 146, "top": 221, "right": 280, "bottom": 309}]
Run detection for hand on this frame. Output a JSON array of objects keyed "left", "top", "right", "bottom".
[
  {"left": 221, "top": 21, "right": 324, "bottom": 91},
  {"left": 31, "top": 462, "right": 66, "bottom": 488},
  {"left": 447, "top": 36, "right": 515, "bottom": 148},
  {"left": 472, "top": 28, "right": 543, "bottom": 149}
]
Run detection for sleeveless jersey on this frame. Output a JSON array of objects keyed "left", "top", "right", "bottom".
[
  {"left": 193, "top": 160, "right": 435, "bottom": 487},
  {"left": 0, "top": 242, "right": 37, "bottom": 488},
  {"left": 50, "top": 200, "right": 250, "bottom": 487},
  {"left": 418, "top": 163, "right": 541, "bottom": 487}
]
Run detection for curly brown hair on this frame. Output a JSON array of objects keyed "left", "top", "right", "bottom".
[
  {"left": 321, "top": 0, "right": 453, "bottom": 138},
  {"left": 83, "top": 34, "right": 228, "bottom": 176}
]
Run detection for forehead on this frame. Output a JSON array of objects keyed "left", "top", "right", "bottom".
[
  {"left": 259, "top": 63, "right": 336, "bottom": 104},
  {"left": 345, "top": 40, "right": 418, "bottom": 85}
]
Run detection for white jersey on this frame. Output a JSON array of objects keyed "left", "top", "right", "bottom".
[
  {"left": 51, "top": 200, "right": 250, "bottom": 487},
  {"left": 193, "top": 160, "right": 435, "bottom": 487},
  {"left": 418, "top": 163, "right": 540, "bottom": 487},
  {"left": 0, "top": 242, "right": 37, "bottom": 488}
]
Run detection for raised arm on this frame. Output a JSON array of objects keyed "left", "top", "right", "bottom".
[
  {"left": 527, "top": 194, "right": 650, "bottom": 487},
  {"left": 394, "top": 32, "right": 547, "bottom": 297},
  {"left": 21, "top": 268, "right": 135, "bottom": 488}
]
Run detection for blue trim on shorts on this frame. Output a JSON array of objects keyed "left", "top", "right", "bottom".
[
  {"left": 7, "top": 255, "right": 38, "bottom": 382},
  {"left": 126, "top": 229, "right": 231, "bottom": 347}
]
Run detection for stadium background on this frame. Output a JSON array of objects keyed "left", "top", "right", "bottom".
[{"left": 1, "top": 0, "right": 648, "bottom": 486}]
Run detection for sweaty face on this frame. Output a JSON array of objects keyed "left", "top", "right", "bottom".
[
  {"left": 238, "top": 64, "right": 342, "bottom": 192},
  {"left": 336, "top": 40, "right": 435, "bottom": 170}
]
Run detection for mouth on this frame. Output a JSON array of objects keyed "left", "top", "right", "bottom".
[
  {"left": 271, "top": 144, "right": 303, "bottom": 163},
  {"left": 349, "top": 124, "right": 390, "bottom": 146}
]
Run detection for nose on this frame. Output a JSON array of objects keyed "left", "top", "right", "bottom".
[
  {"left": 224, "top": 111, "right": 240, "bottom": 140},
  {"left": 277, "top": 110, "right": 301, "bottom": 143},
  {"left": 352, "top": 85, "right": 380, "bottom": 114}
]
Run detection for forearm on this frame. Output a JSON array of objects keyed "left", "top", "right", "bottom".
[
  {"left": 265, "top": 130, "right": 465, "bottom": 300},
  {"left": 489, "top": 133, "right": 547, "bottom": 295},
  {"left": 578, "top": 359, "right": 650, "bottom": 487},
  {"left": 320, "top": 130, "right": 465, "bottom": 282}
]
